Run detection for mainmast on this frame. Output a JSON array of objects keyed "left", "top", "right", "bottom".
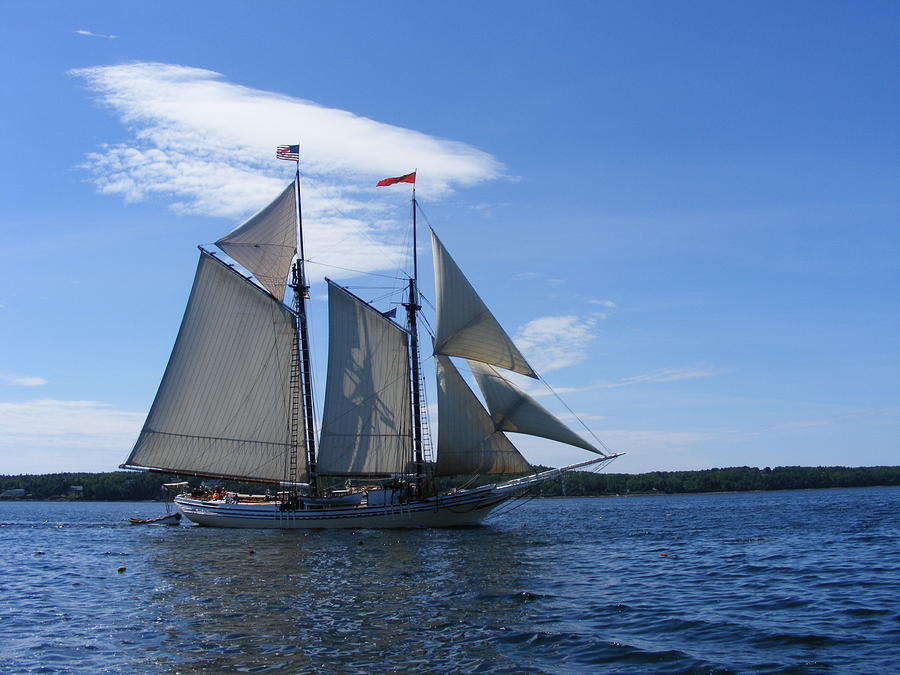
[
  {"left": 375, "top": 170, "right": 425, "bottom": 483},
  {"left": 405, "top": 186, "right": 425, "bottom": 481},
  {"left": 290, "top": 165, "right": 318, "bottom": 491}
]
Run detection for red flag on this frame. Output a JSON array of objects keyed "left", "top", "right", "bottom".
[{"left": 376, "top": 171, "right": 416, "bottom": 187}]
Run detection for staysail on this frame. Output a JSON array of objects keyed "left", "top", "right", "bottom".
[
  {"left": 123, "top": 252, "right": 303, "bottom": 483},
  {"left": 316, "top": 281, "right": 413, "bottom": 476},
  {"left": 467, "top": 360, "right": 603, "bottom": 454},
  {"left": 434, "top": 355, "right": 532, "bottom": 475},
  {"left": 216, "top": 181, "right": 297, "bottom": 301},
  {"left": 430, "top": 229, "right": 537, "bottom": 378}
]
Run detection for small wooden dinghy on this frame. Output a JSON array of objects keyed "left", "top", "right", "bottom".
[{"left": 128, "top": 512, "right": 182, "bottom": 526}]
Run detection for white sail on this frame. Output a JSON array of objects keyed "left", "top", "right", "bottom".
[
  {"left": 216, "top": 181, "right": 297, "bottom": 301},
  {"left": 430, "top": 229, "right": 537, "bottom": 378},
  {"left": 468, "top": 360, "right": 602, "bottom": 454},
  {"left": 124, "top": 252, "right": 303, "bottom": 482},
  {"left": 435, "top": 355, "right": 532, "bottom": 476},
  {"left": 316, "top": 281, "right": 413, "bottom": 476}
]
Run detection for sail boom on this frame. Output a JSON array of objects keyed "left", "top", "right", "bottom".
[
  {"left": 316, "top": 471, "right": 414, "bottom": 478},
  {"left": 120, "top": 464, "right": 290, "bottom": 486}
]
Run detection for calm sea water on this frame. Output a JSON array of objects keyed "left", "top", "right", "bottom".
[{"left": 1, "top": 488, "right": 898, "bottom": 674}]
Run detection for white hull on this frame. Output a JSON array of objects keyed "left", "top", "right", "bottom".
[
  {"left": 176, "top": 486, "right": 507, "bottom": 529},
  {"left": 174, "top": 458, "right": 614, "bottom": 529}
]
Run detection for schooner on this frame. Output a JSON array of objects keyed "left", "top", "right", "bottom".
[{"left": 121, "top": 153, "right": 620, "bottom": 528}]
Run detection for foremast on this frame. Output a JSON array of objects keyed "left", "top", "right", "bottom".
[{"left": 290, "top": 165, "right": 318, "bottom": 493}]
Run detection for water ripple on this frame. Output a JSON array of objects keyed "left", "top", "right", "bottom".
[{"left": 0, "top": 488, "right": 898, "bottom": 673}]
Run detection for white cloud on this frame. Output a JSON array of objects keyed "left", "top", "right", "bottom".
[
  {"left": 588, "top": 298, "right": 616, "bottom": 308},
  {"left": 70, "top": 63, "right": 500, "bottom": 202},
  {"left": 514, "top": 314, "right": 600, "bottom": 373},
  {"left": 0, "top": 372, "right": 47, "bottom": 387},
  {"left": 71, "top": 62, "right": 504, "bottom": 283},
  {"left": 75, "top": 29, "right": 117, "bottom": 39},
  {"left": 0, "top": 399, "right": 144, "bottom": 473}
]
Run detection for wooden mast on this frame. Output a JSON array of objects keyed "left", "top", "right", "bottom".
[
  {"left": 291, "top": 161, "right": 318, "bottom": 493},
  {"left": 405, "top": 182, "right": 425, "bottom": 481}
]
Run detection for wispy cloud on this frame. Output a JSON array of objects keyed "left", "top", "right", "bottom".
[
  {"left": 764, "top": 407, "right": 900, "bottom": 433},
  {"left": 75, "top": 29, "right": 117, "bottom": 40},
  {"left": 534, "top": 364, "right": 728, "bottom": 396},
  {"left": 510, "top": 271, "right": 570, "bottom": 287},
  {"left": 556, "top": 412, "right": 608, "bottom": 422},
  {"left": 601, "top": 428, "right": 741, "bottom": 451},
  {"left": 0, "top": 399, "right": 144, "bottom": 473},
  {"left": 515, "top": 314, "right": 601, "bottom": 373},
  {"left": 70, "top": 63, "right": 503, "bottom": 281},
  {"left": 596, "top": 365, "right": 729, "bottom": 388},
  {"left": 507, "top": 426, "right": 746, "bottom": 474},
  {"left": 0, "top": 372, "right": 47, "bottom": 387},
  {"left": 588, "top": 298, "right": 616, "bottom": 308},
  {"left": 0, "top": 399, "right": 142, "bottom": 445}
]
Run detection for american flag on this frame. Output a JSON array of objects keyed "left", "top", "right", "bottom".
[{"left": 276, "top": 144, "right": 300, "bottom": 161}]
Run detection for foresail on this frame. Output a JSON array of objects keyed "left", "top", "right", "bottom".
[
  {"left": 434, "top": 355, "right": 532, "bottom": 476},
  {"left": 430, "top": 229, "right": 537, "bottom": 378},
  {"left": 316, "top": 281, "right": 412, "bottom": 476},
  {"left": 468, "top": 360, "right": 603, "bottom": 455},
  {"left": 216, "top": 181, "right": 297, "bottom": 301},
  {"left": 124, "top": 252, "right": 304, "bottom": 482}
]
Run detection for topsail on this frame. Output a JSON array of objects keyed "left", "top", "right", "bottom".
[{"left": 216, "top": 181, "right": 297, "bottom": 301}]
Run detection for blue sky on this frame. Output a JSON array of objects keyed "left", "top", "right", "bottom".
[{"left": 1, "top": 1, "right": 897, "bottom": 475}]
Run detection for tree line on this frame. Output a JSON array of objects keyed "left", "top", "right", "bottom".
[
  {"left": 531, "top": 465, "right": 900, "bottom": 497},
  {"left": 1, "top": 465, "right": 897, "bottom": 501}
]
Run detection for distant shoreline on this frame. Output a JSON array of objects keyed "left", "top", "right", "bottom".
[
  {"left": 542, "top": 484, "right": 900, "bottom": 497},
  {"left": 3, "top": 485, "right": 899, "bottom": 504},
  {"left": 2, "top": 467, "right": 898, "bottom": 501}
]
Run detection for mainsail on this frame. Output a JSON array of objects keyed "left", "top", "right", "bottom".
[
  {"left": 467, "top": 360, "right": 603, "bottom": 454},
  {"left": 431, "top": 229, "right": 537, "bottom": 378},
  {"left": 216, "top": 181, "right": 297, "bottom": 301},
  {"left": 124, "top": 252, "right": 303, "bottom": 483},
  {"left": 434, "top": 355, "right": 532, "bottom": 475},
  {"left": 316, "top": 281, "right": 413, "bottom": 476}
]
